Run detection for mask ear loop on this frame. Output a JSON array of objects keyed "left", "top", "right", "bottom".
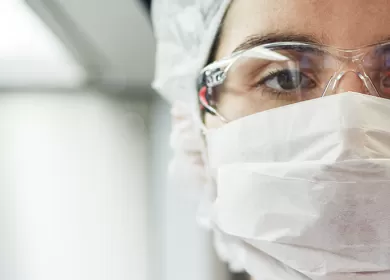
[{"left": 199, "top": 86, "right": 228, "bottom": 123}]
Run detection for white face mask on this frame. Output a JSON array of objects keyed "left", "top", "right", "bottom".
[{"left": 206, "top": 92, "right": 390, "bottom": 280}]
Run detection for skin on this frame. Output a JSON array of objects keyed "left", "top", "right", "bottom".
[{"left": 205, "top": 0, "right": 390, "bottom": 129}]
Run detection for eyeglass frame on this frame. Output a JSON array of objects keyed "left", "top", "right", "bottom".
[{"left": 197, "top": 41, "right": 390, "bottom": 122}]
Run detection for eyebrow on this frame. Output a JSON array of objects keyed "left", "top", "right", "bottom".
[
  {"left": 233, "top": 33, "right": 324, "bottom": 53},
  {"left": 233, "top": 33, "right": 390, "bottom": 54}
]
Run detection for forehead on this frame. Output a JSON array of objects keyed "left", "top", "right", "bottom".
[{"left": 216, "top": 0, "right": 390, "bottom": 59}]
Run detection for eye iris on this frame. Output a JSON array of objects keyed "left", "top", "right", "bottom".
[{"left": 276, "top": 70, "right": 302, "bottom": 90}]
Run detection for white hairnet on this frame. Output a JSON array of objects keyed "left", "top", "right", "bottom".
[
  {"left": 151, "top": 0, "right": 232, "bottom": 103},
  {"left": 151, "top": 0, "right": 246, "bottom": 273}
]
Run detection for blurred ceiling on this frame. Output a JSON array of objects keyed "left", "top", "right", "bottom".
[
  {"left": 26, "top": 0, "right": 156, "bottom": 90},
  {"left": 0, "top": 0, "right": 86, "bottom": 89}
]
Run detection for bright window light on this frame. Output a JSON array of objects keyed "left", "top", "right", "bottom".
[{"left": 0, "top": 0, "right": 86, "bottom": 88}]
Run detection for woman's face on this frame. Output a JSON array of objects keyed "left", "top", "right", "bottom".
[{"left": 206, "top": 0, "right": 390, "bottom": 128}]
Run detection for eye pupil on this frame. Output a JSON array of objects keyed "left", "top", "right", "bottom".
[{"left": 276, "top": 70, "right": 302, "bottom": 90}]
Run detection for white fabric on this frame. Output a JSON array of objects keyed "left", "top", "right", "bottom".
[
  {"left": 168, "top": 100, "right": 247, "bottom": 272},
  {"left": 151, "top": 0, "right": 232, "bottom": 104},
  {"left": 152, "top": 0, "right": 246, "bottom": 272},
  {"left": 168, "top": 101, "right": 207, "bottom": 199},
  {"left": 206, "top": 92, "right": 390, "bottom": 279}
]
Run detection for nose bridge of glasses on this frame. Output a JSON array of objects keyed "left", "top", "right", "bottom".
[
  {"left": 323, "top": 64, "right": 379, "bottom": 96},
  {"left": 336, "top": 70, "right": 368, "bottom": 92},
  {"left": 335, "top": 47, "right": 365, "bottom": 60}
]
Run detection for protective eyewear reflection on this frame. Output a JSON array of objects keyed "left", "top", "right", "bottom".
[{"left": 198, "top": 41, "right": 390, "bottom": 122}]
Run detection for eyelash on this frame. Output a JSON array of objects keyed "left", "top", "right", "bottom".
[
  {"left": 258, "top": 70, "right": 284, "bottom": 84},
  {"left": 256, "top": 69, "right": 316, "bottom": 96},
  {"left": 254, "top": 70, "right": 291, "bottom": 97}
]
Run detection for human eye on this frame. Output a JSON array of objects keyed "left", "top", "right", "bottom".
[
  {"left": 257, "top": 68, "right": 317, "bottom": 96},
  {"left": 365, "top": 45, "right": 390, "bottom": 96},
  {"left": 221, "top": 46, "right": 324, "bottom": 102}
]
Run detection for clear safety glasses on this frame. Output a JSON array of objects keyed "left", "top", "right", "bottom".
[{"left": 198, "top": 41, "right": 390, "bottom": 122}]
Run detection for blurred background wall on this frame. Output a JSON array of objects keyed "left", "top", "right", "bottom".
[{"left": 0, "top": 1, "right": 230, "bottom": 280}]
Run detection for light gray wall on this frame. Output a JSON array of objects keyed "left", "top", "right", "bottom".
[{"left": 0, "top": 91, "right": 150, "bottom": 280}]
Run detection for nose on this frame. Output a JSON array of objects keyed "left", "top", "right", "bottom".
[{"left": 328, "top": 71, "right": 371, "bottom": 95}]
